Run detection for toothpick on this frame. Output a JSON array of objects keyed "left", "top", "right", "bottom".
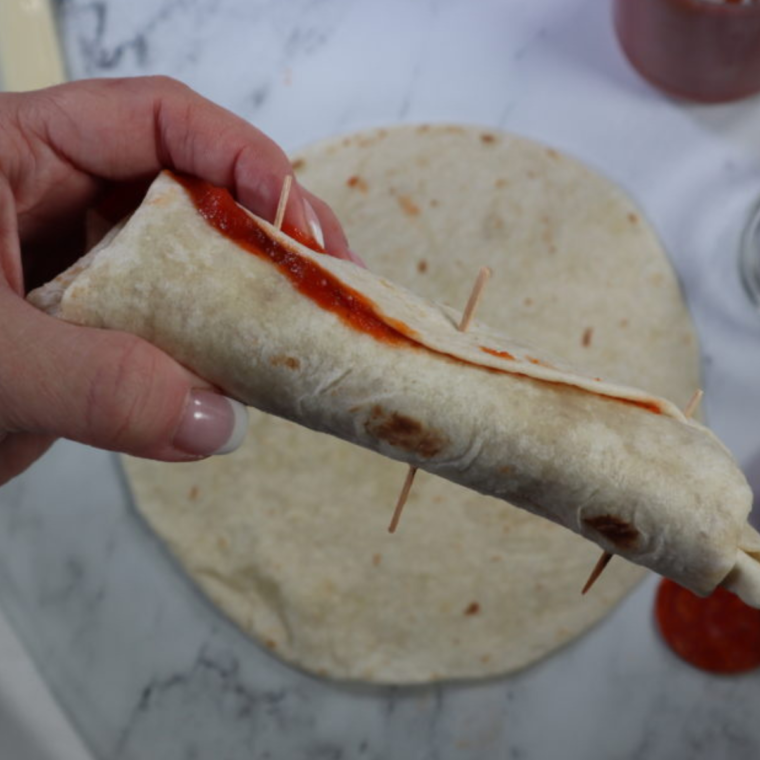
[
  {"left": 274, "top": 175, "right": 293, "bottom": 231},
  {"left": 458, "top": 267, "right": 492, "bottom": 332},
  {"left": 388, "top": 466, "right": 418, "bottom": 534},
  {"left": 388, "top": 266, "right": 492, "bottom": 534},
  {"left": 683, "top": 389, "right": 703, "bottom": 420},
  {"left": 581, "top": 387, "right": 705, "bottom": 595},
  {"left": 581, "top": 551, "right": 613, "bottom": 595}
]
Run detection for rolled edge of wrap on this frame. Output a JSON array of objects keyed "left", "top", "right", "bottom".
[
  {"left": 25, "top": 171, "right": 760, "bottom": 609},
  {"left": 28, "top": 219, "right": 127, "bottom": 317},
  {"left": 722, "top": 525, "right": 760, "bottom": 606},
  {"left": 723, "top": 552, "right": 760, "bottom": 607}
]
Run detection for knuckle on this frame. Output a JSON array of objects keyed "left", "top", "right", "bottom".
[{"left": 148, "top": 75, "right": 189, "bottom": 97}]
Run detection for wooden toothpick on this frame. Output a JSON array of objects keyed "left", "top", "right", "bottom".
[
  {"left": 683, "top": 388, "right": 703, "bottom": 420},
  {"left": 388, "top": 266, "right": 493, "bottom": 534},
  {"left": 458, "top": 267, "right": 492, "bottom": 332},
  {"left": 581, "top": 387, "right": 705, "bottom": 595},
  {"left": 274, "top": 175, "right": 293, "bottom": 231},
  {"left": 388, "top": 466, "right": 418, "bottom": 534},
  {"left": 581, "top": 551, "right": 613, "bottom": 595}
]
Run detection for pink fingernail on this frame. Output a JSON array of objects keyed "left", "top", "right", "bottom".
[
  {"left": 173, "top": 390, "right": 248, "bottom": 456},
  {"left": 347, "top": 248, "right": 367, "bottom": 268},
  {"left": 302, "top": 199, "right": 325, "bottom": 250}
]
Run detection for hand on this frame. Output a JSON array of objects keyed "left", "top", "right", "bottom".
[{"left": 0, "top": 76, "right": 354, "bottom": 485}]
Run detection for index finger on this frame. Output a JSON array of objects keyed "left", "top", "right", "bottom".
[{"left": 17, "top": 76, "right": 350, "bottom": 257}]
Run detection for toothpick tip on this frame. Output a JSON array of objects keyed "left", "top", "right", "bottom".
[
  {"left": 387, "top": 466, "right": 418, "bottom": 534},
  {"left": 581, "top": 551, "right": 613, "bottom": 595}
]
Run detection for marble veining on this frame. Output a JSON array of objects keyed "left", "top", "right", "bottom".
[{"left": 3, "top": 0, "right": 760, "bottom": 758}]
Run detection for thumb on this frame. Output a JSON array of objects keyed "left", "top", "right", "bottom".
[{"left": 1, "top": 295, "right": 248, "bottom": 460}]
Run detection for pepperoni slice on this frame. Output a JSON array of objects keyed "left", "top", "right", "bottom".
[{"left": 655, "top": 579, "right": 760, "bottom": 674}]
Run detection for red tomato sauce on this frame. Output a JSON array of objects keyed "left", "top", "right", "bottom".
[
  {"left": 172, "top": 172, "right": 418, "bottom": 347},
  {"left": 656, "top": 578, "right": 760, "bottom": 673},
  {"left": 614, "top": 0, "right": 760, "bottom": 103},
  {"left": 481, "top": 346, "right": 516, "bottom": 361},
  {"left": 172, "top": 172, "right": 663, "bottom": 415}
]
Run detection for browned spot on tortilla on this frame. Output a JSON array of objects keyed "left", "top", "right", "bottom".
[
  {"left": 188, "top": 485, "right": 199, "bottom": 500},
  {"left": 546, "top": 148, "right": 560, "bottom": 160},
  {"left": 582, "top": 327, "right": 593, "bottom": 347},
  {"left": 372, "top": 553, "right": 382, "bottom": 567},
  {"left": 366, "top": 406, "right": 448, "bottom": 457},
  {"left": 480, "top": 654, "right": 492, "bottom": 664},
  {"left": 265, "top": 638, "right": 278, "bottom": 650},
  {"left": 499, "top": 464, "right": 512, "bottom": 474},
  {"left": 346, "top": 175, "right": 369, "bottom": 192},
  {"left": 397, "top": 195, "right": 421, "bottom": 216},
  {"left": 481, "top": 133, "right": 496, "bottom": 144},
  {"left": 584, "top": 514, "right": 639, "bottom": 548},
  {"left": 495, "top": 178, "right": 508, "bottom": 188},
  {"left": 270, "top": 354, "right": 301, "bottom": 370},
  {"left": 217, "top": 536, "right": 229, "bottom": 551},
  {"left": 526, "top": 170, "right": 537, "bottom": 179},
  {"left": 417, "top": 259, "right": 428, "bottom": 273},
  {"left": 619, "top": 318, "right": 629, "bottom": 328},
  {"left": 483, "top": 212, "right": 505, "bottom": 237},
  {"left": 464, "top": 602, "right": 481, "bottom": 616},
  {"left": 650, "top": 272, "right": 664, "bottom": 286},
  {"left": 429, "top": 198, "right": 439, "bottom": 208},
  {"left": 524, "top": 296, "right": 534, "bottom": 306},
  {"left": 628, "top": 212, "right": 639, "bottom": 224},
  {"left": 291, "top": 158, "right": 306, "bottom": 172},
  {"left": 148, "top": 194, "right": 173, "bottom": 207},
  {"left": 526, "top": 356, "right": 555, "bottom": 369},
  {"left": 417, "top": 124, "right": 430, "bottom": 133},
  {"left": 481, "top": 346, "right": 516, "bottom": 361}
]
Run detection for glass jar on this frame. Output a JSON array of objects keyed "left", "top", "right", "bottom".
[{"left": 614, "top": 0, "right": 760, "bottom": 103}]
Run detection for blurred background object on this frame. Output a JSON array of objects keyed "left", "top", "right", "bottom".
[
  {"left": 614, "top": 0, "right": 760, "bottom": 103},
  {"left": 0, "top": 0, "right": 66, "bottom": 91}
]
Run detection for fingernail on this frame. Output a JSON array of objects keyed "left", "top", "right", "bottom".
[
  {"left": 303, "top": 199, "right": 325, "bottom": 250},
  {"left": 174, "top": 390, "right": 248, "bottom": 456},
  {"left": 347, "top": 248, "right": 367, "bottom": 268}
]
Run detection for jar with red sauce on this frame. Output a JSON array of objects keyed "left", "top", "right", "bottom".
[{"left": 614, "top": 0, "right": 760, "bottom": 102}]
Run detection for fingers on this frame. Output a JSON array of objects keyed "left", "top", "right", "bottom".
[
  {"left": 0, "top": 293, "right": 248, "bottom": 463},
  {"left": 0, "top": 177, "right": 23, "bottom": 294},
  {"left": 10, "top": 77, "right": 351, "bottom": 260},
  {"left": 0, "top": 432, "right": 56, "bottom": 486}
]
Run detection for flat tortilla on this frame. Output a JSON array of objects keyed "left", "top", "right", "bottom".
[{"left": 29, "top": 127, "right": 759, "bottom": 681}]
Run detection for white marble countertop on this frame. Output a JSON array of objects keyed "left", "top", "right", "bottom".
[{"left": 3, "top": 0, "right": 760, "bottom": 758}]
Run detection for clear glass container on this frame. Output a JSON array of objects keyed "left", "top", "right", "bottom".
[
  {"left": 741, "top": 199, "right": 760, "bottom": 307},
  {"left": 614, "top": 0, "right": 760, "bottom": 103}
]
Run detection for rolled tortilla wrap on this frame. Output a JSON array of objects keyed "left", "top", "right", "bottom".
[{"left": 28, "top": 171, "right": 760, "bottom": 605}]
